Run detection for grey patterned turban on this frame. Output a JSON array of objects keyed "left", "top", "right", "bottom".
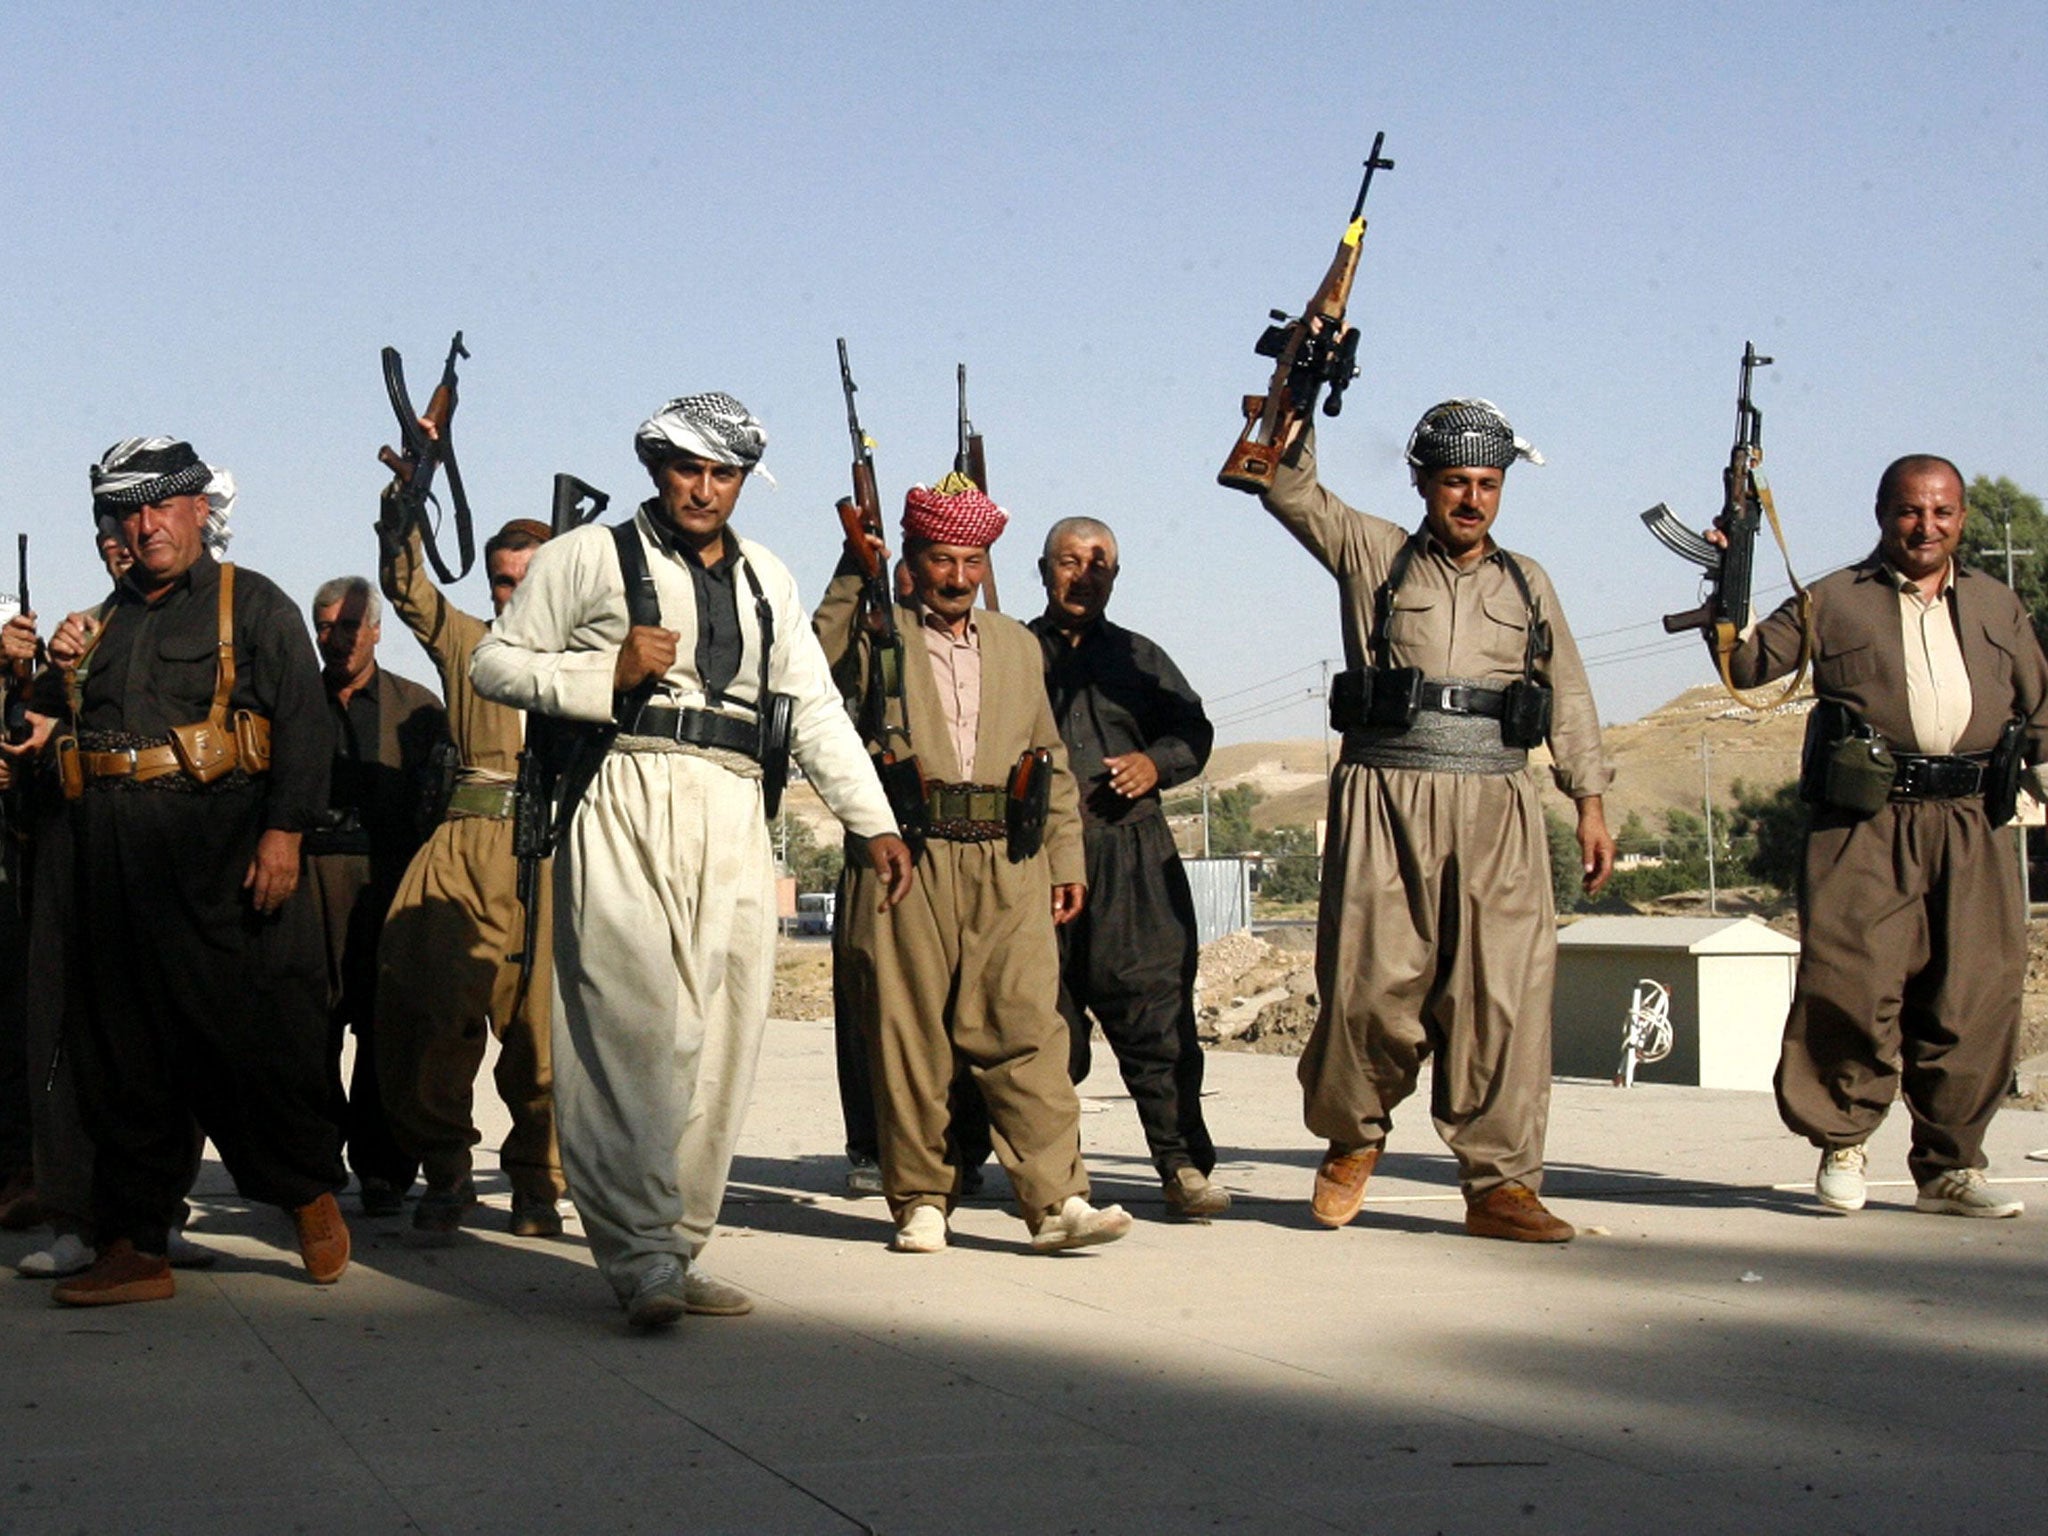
[
  {"left": 90, "top": 437, "right": 235, "bottom": 553},
  {"left": 634, "top": 393, "right": 770, "bottom": 477},
  {"left": 1404, "top": 399, "right": 1545, "bottom": 476}
]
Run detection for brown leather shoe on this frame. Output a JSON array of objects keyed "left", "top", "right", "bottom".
[
  {"left": 0, "top": 1168, "right": 45, "bottom": 1231},
  {"left": 1310, "top": 1145, "right": 1381, "bottom": 1228},
  {"left": 292, "top": 1192, "right": 351, "bottom": 1283},
  {"left": 52, "top": 1239, "right": 175, "bottom": 1307},
  {"left": 1464, "top": 1182, "right": 1574, "bottom": 1243}
]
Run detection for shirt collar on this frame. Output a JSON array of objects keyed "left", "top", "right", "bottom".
[
  {"left": 919, "top": 607, "right": 977, "bottom": 643},
  {"left": 1877, "top": 556, "right": 1955, "bottom": 599}
]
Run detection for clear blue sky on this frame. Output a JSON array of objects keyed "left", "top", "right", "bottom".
[{"left": 5, "top": 3, "right": 2043, "bottom": 736}]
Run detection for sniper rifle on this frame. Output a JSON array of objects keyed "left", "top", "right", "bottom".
[{"left": 1218, "top": 132, "right": 1394, "bottom": 493}]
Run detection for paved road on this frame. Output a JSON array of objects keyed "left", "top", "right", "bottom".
[{"left": 6, "top": 1021, "right": 2045, "bottom": 1535}]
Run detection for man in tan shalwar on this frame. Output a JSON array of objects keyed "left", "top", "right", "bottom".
[
  {"left": 373, "top": 506, "right": 567, "bottom": 1240},
  {"left": 1258, "top": 401, "right": 1614, "bottom": 1243},
  {"left": 820, "top": 475, "right": 1132, "bottom": 1256}
]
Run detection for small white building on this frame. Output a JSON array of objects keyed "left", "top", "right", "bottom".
[{"left": 1553, "top": 915, "right": 1801, "bottom": 1092}]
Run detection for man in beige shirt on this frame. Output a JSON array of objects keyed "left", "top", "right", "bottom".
[
  {"left": 1720, "top": 454, "right": 2048, "bottom": 1218},
  {"left": 1257, "top": 401, "right": 1614, "bottom": 1243}
]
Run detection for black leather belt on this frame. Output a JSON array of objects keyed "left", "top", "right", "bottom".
[
  {"left": 1418, "top": 682, "right": 1508, "bottom": 719},
  {"left": 628, "top": 703, "right": 761, "bottom": 760},
  {"left": 1890, "top": 752, "right": 1987, "bottom": 800}
]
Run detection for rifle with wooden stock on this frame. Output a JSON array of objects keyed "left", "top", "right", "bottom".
[
  {"left": 1640, "top": 342, "right": 1813, "bottom": 708},
  {"left": 954, "top": 364, "right": 999, "bottom": 611},
  {"left": 1218, "top": 132, "right": 1394, "bottom": 493},
  {"left": 378, "top": 330, "right": 477, "bottom": 583},
  {"left": 5, "top": 536, "right": 43, "bottom": 745},
  {"left": 834, "top": 339, "right": 927, "bottom": 849}
]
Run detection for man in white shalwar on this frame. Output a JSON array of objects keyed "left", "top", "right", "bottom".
[{"left": 473, "top": 393, "right": 913, "bottom": 1328}]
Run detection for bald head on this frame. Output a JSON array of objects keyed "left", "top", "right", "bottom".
[{"left": 1039, "top": 518, "right": 1120, "bottom": 636}]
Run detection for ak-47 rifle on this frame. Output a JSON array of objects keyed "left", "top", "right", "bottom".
[
  {"left": 1218, "top": 132, "right": 1394, "bottom": 493},
  {"left": 5, "top": 535, "right": 44, "bottom": 744},
  {"left": 508, "top": 472, "right": 614, "bottom": 988},
  {"left": 953, "top": 363, "right": 999, "bottom": 611},
  {"left": 378, "top": 331, "right": 477, "bottom": 583},
  {"left": 1640, "top": 343, "right": 1813, "bottom": 708},
  {"left": 834, "top": 339, "right": 927, "bottom": 849}
]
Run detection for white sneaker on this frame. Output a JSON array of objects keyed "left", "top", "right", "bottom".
[
  {"left": 1914, "top": 1168, "right": 2024, "bottom": 1219},
  {"left": 1031, "top": 1195, "right": 1133, "bottom": 1253},
  {"left": 18, "top": 1234, "right": 96, "bottom": 1278},
  {"left": 625, "top": 1257, "right": 689, "bottom": 1329},
  {"left": 892, "top": 1205, "right": 948, "bottom": 1253},
  {"left": 1815, "top": 1145, "right": 1868, "bottom": 1212}
]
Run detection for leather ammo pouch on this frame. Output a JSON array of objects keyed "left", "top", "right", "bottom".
[
  {"left": 1799, "top": 698, "right": 1895, "bottom": 815},
  {"left": 168, "top": 716, "right": 237, "bottom": 783},
  {"left": 874, "top": 750, "right": 929, "bottom": 849},
  {"left": 758, "top": 691, "right": 795, "bottom": 818},
  {"left": 1328, "top": 666, "right": 1424, "bottom": 732},
  {"left": 1985, "top": 716, "right": 2027, "bottom": 828},
  {"left": 1499, "top": 679, "right": 1553, "bottom": 750},
  {"left": 1006, "top": 747, "right": 1053, "bottom": 860},
  {"left": 55, "top": 733, "right": 84, "bottom": 800}
]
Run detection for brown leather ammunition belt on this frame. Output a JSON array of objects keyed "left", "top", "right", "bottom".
[
  {"left": 925, "top": 782, "right": 1007, "bottom": 843},
  {"left": 79, "top": 744, "right": 187, "bottom": 783},
  {"left": 446, "top": 781, "right": 518, "bottom": 820}
]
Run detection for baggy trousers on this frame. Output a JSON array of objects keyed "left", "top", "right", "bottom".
[
  {"left": 550, "top": 749, "right": 774, "bottom": 1299},
  {"left": 1778, "top": 798, "right": 2023, "bottom": 1185},
  {"left": 25, "top": 808, "right": 96, "bottom": 1233},
  {"left": 843, "top": 836, "right": 1088, "bottom": 1227},
  {"left": 1060, "top": 814, "right": 1215, "bottom": 1178},
  {"left": 71, "top": 786, "right": 345, "bottom": 1253},
  {"left": 307, "top": 850, "right": 417, "bottom": 1193},
  {"left": 1298, "top": 763, "right": 1557, "bottom": 1199},
  {"left": 375, "top": 814, "right": 563, "bottom": 1203}
]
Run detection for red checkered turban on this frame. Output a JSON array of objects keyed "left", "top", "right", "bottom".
[{"left": 902, "top": 474, "right": 1007, "bottom": 549}]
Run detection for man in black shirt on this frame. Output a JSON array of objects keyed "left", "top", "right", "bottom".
[
  {"left": 306, "top": 575, "right": 447, "bottom": 1218},
  {"left": 1030, "top": 517, "right": 1226, "bottom": 1219},
  {"left": 46, "top": 437, "right": 350, "bottom": 1305}
]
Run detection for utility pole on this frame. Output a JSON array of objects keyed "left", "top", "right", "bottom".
[
  {"left": 1701, "top": 734, "right": 1718, "bottom": 917},
  {"left": 1318, "top": 659, "right": 1335, "bottom": 782},
  {"left": 1986, "top": 514, "right": 2035, "bottom": 913}
]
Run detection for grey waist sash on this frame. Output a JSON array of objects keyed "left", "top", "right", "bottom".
[{"left": 1340, "top": 678, "right": 1528, "bottom": 776}]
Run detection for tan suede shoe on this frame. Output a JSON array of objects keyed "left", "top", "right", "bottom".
[
  {"left": 292, "top": 1192, "right": 352, "bottom": 1283},
  {"left": 1464, "top": 1183, "right": 1574, "bottom": 1243},
  {"left": 1310, "top": 1145, "right": 1381, "bottom": 1228},
  {"left": 52, "top": 1239, "right": 175, "bottom": 1307}
]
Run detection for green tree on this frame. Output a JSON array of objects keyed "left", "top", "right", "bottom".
[
  {"left": 778, "top": 814, "right": 843, "bottom": 893},
  {"left": 1957, "top": 475, "right": 2048, "bottom": 639},
  {"left": 1545, "top": 809, "right": 1584, "bottom": 913},
  {"left": 1257, "top": 824, "right": 1322, "bottom": 904},
  {"left": 1727, "top": 777, "right": 1807, "bottom": 894}
]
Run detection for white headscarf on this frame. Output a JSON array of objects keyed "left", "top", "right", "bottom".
[{"left": 633, "top": 393, "right": 772, "bottom": 483}]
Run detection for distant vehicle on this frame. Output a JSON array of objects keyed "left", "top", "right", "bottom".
[{"left": 795, "top": 891, "right": 836, "bottom": 936}]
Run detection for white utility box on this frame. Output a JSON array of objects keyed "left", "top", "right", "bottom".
[{"left": 1553, "top": 915, "right": 1800, "bottom": 1092}]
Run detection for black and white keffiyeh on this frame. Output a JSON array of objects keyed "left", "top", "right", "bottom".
[
  {"left": 633, "top": 393, "right": 770, "bottom": 478},
  {"left": 89, "top": 437, "right": 236, "bottom": 553},
  {"left": 1403, "top": 399, "right": 1545, "bottom": 476}
]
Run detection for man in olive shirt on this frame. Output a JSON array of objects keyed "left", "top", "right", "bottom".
[
  {"left": 1258, "top": 402, "right": 1614, "bottom": 1243},
  {"left": 1029, "top": 516, "right": 1225, "bottom": 1219},
  {"left": 1717, "top": 455, "right": 2048, "bottom": 1218},
  {"left": 50, "top": 436, "right": 349, "bottom": 1305}
]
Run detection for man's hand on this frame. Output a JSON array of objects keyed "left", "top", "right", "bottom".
[
  {"left": 1051, "top": 882, "right": 1086, "bottom": 925},
  {"left": 243, "top": 829, "right": 303, "bottom": 915},
  {"left": 1102, "top": 751, "right": 1160, "bottom": 801},
  {"left": 866, "top": 834, "right": 916, "bottom": 911},
  {"left": 1576, "top": 795, "right": 1616, "bottom": 897},
  {"left": 2, "top": 612, "right": 37, "bottom": 664},
  {"left": 0, "top": 711, "right": 56, "bottom": 759},
  {"left": 49, "top": 611, "right": 99, "bottom": 669},
  {"left": 614, "top": 626, "right": 679, "bottom": 693}
]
